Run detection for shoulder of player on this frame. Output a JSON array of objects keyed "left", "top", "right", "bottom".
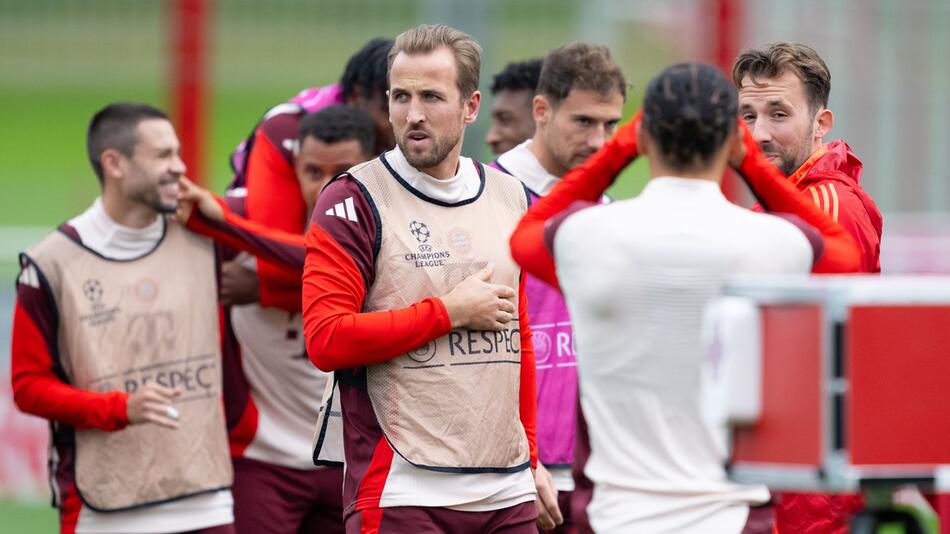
[
  {"left": 740, "top": 209, "right": 815, "bottom": 255},
  {"left": 547, "top": 200, "right": 611, "bottom": 250},
  {"left": 257, "top": 103, "right": 304, "bottom": 149},
  {"left": 313, "top": 172, "right": 379, "bottom": 235},
  {"left": 481, "top": 160, "right": 524, "bottom": 189},
  {"left": 22, "top": 223, "right": 82, "bottom": 265}
]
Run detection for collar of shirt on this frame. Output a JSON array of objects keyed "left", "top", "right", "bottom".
[
  {"left": 386, "top": 145, "right": 481, "bottom": 204},
  {"left": 495, "top": 139, "right": 560, "bottom": 196},
  {"left": 67, "top": 197, "right": 165, "bottom": 260},
  {"left": 640, "top": 176, "right": 726, "bottom": 202}
]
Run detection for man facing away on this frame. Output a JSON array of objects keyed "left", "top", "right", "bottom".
[
  {"left": 490, "top": 41, "right": 626, "bottom": 534},
  {"left": 12, "top": 103, "right": 234, "bottom": 534},
  {"left": 510, "top": 63, "right": 861, "bottom": 533}
]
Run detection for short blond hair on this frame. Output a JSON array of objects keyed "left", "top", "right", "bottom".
[{"left": 388, "top": 24, "right": 482, "bottom": 99}]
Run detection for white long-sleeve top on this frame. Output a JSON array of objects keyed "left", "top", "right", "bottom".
[{"left": 552, "top": 177, "right": 813, "bottom": 533}]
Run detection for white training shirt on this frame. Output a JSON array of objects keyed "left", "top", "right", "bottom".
[
  {"left": 229, "top": 253, "right": 332, "bottom": 470},
  {"left": 69, "top": 199, "right": 233, "bottom": 533},
  {"left": 553, "top": 178, "right": 813, "bottom": 533}
]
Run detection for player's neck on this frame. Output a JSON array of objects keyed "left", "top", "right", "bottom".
[
  {"left": 416, "top": 141, "right": 463, "bottom": 180},
  {"left": 647, "top": 157, "right": 724, "bottom": 184},
  {"left": 101, "top": 190, "right": 161, "bottom": 229},
  {"left": 527, "top": 135, "right": 566, "bottom": 178}
]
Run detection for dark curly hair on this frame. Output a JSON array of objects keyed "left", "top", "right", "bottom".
[
  {"left": 642, "top": 63, "right": 737, "bottom": 171},
  {"left": 340, "top": 38, "right": 394, "bottom": 102},
  {"left": 490, "top": 58, "right": 542, "bottom": 95}
]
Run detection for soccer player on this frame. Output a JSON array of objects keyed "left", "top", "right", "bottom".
[
  {"left": 490, "top": 42, "right": 626, "bottom": 534},
  {"left": 510, "top": 63, "right": 861, "bottom": 533},
  {"left": 227, "top": 37, "right": 393, "bottom": 311},
  {"left": 485, "top": 58, "right": 542, "bottom": 156},
  {"left": 181, "top": 106, "right": 378, "bottom": 269},
  {"left": 11, "top": 103, "right": 234, "bottom": 534},
  {"left": 733, "top": 42, "right": 882, "bottom": 274},
  {"left": 183, "top": 106, "right": 376, "bottom": 534},
  {"left": 302, "top": 24, "right": 551, "bottom": 533}
]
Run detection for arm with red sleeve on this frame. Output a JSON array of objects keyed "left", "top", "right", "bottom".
[
  {"left": 733, "top": 122, "right": 861, "bottom": 273},
  {"left": 510, "top": 112, "right": 641, "bottom": 289},
  {"left": 186, "top": 194, "right": 306, "bottom": 273},
  {"left": 302, "top": 175, "right": 453, "bottom": 371},
  {"left": 516, "top": 272, "right": 538, "bottom": 468},
  {"left": 802, "top": 177, "right": 882, "bottom": 273},
  {"left": 11, "top": 261, "right": 129, "bottom": 431},
  {"left": 244, "top": 113, "right": 309, "bottom": 310}
]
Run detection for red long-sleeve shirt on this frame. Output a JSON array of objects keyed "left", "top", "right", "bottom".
[{"left": 242, "top": 109, "right": 309, "bottom": 311}]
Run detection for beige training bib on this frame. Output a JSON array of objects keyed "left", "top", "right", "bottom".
[
  {"left": 25, "top": 220, "right": 232, "bottom": 511},
  {"left": 348, "top": 156, "right": 530, "bottom": 472}
]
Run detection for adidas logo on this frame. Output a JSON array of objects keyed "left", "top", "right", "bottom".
[
  {"left": 18, "top": 264, "right": 39, "bottom": 288},
  {"left": 325, "top": 197, "right": 359, "bottom": 222}
]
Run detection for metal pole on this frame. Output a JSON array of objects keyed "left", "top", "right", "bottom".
[{"left": 169, "top": 0, "right": 211, "bottom": 186}]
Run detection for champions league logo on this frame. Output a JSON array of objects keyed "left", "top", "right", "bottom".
[
  {"left": 79, "top": 278, "right": 120, "bottom": 326},
  {"left": 404, "top": 220, "right": 451, "bottom": 267},
  {"left": 406, "top": 340, "right": 437, "bottom": 363},
  {"left": 83, "top": 278, "right": 103, "bottom": 306},
  {"left": 409, "top": 220, "right": 430, "bottom": 245}
]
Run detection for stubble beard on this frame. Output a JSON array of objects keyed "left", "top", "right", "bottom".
[
  {"left": 779, "top": 123, "right": 817, "bottom": 176},
  {"left": 131, "top": 180, "right": 179, "bottom": 215},
  {"left": 399, "top": 130, "right": 460, "bottom": 171}
]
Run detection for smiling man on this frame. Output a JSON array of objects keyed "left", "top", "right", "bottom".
[
  {"left": 300, "top": 24, "right": 547, "bottom": 534},
  {"left": 733, "top": 42, "right": 882, "bottom": 273},
  {"left": 733, "top": 42, "right": 884, "bottom": 532},
  {"left": 12, "top": 103, "right": 234, "bottom": 534}
]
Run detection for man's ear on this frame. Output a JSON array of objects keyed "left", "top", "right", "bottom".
[
  {"left": 814, "top": 108, "right": 834, "bottom": 142},
  {"left": 635, "top": 121, "right": 649, "bottom": 156},
  {"left": 463, "top": 90, "right": 481, "bottom": 125},
  {"left": 533, "top": 94, "right": 551, "bottom": 126},
  {"left": 100, "top": 148, "right": 125, "bottom": 181}
]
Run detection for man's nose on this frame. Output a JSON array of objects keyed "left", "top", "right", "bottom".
[
  {"left": 171, "top": 154, "right": 187, "bottom": 175},
  {"left": 486, "top": 124, "right": 501, "bottom": 146},
  {"left": 750, "top": 118, "right": 773, "bottom": 145},
  {"left": 588, "top": 125, "right": 607, "bottom": 150},
  {"left": 407, "top": 99, "right": 426, "bottom": 125}
]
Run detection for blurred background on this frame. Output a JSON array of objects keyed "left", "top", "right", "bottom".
[{"left": 1, "top": 0, "right": 948, "bottom": 530}]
